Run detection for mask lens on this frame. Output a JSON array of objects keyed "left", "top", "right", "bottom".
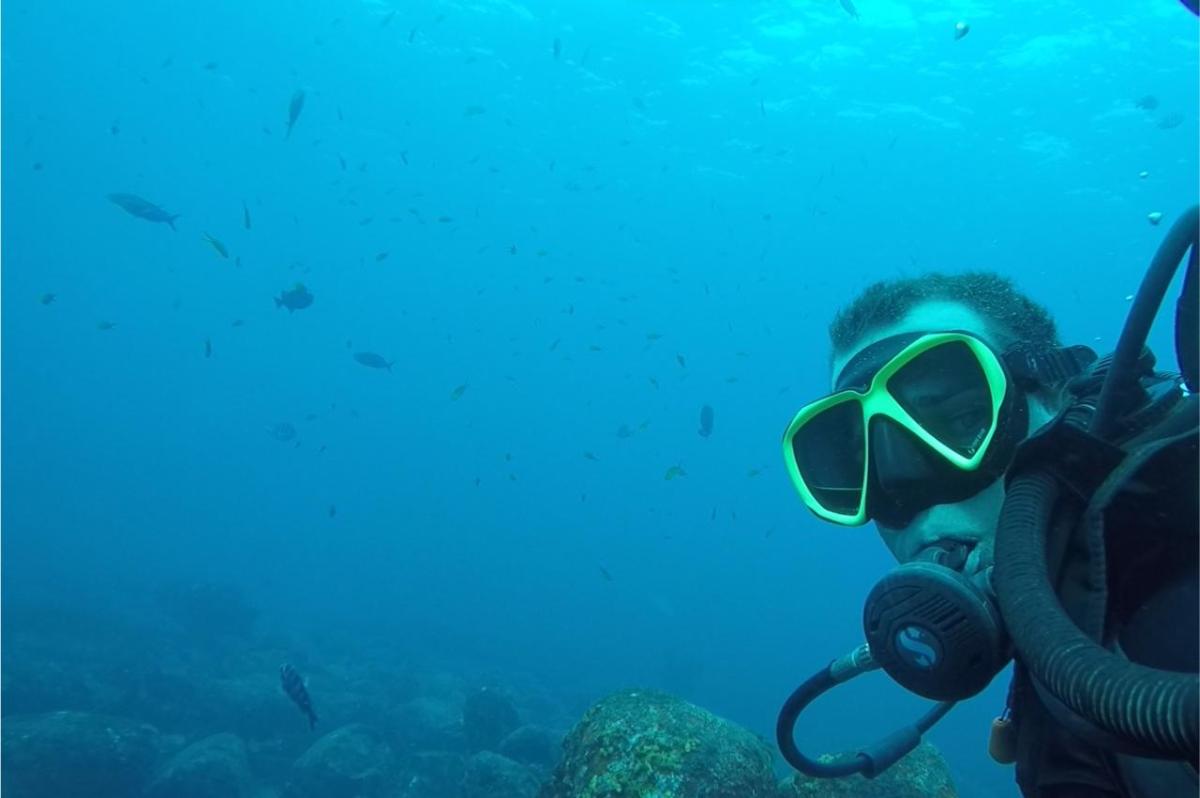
[
  {"left": 887, "top": 341, "right": 996, "bottom": 458},
  {"left": 791, "top": 399, "right": 865, "bottom": 515}
]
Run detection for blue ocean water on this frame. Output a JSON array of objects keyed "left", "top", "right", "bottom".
[{"left": 2, "top": 1, "right": 1196, "bottom": 796}]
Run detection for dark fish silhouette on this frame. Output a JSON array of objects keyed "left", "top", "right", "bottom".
[
  {"left": 285, "top": 89, "right": 306, "bottom": 139},
  {"left": 108, "top": 193, "right": 179, "bottom": 230},
  {"left": 269, "top": 422, "right": 297, "bottom": 442},
  {"left": 204, "top": 338, "right": 212, "bottom": 358},
  {"left": 242, "top": 201, "right": 252, "bottom": 230},
  {"left": 698, "top": 404, "right": 714, "bottom": 437},
  {"left": 280, "top": 663, "right": 318, "bottom": 729},
  {"left": 353, "top": 351, "right": 393, "bottom": 371},
  {"left": 553, "top": 37, "right": 561, "bottom": 59},
  {"left": 202, "top": 233, "right": 229, "bottom": 258},
  {"left": 275, "top": 283, "right": 313, "bottom": 312},
  {"left": 839, "top": 0, "right": 860, "bottom": 19}
]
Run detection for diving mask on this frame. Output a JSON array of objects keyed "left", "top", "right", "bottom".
[{"left": 782, "top": 331, "right": 1094, "bottom": 528}]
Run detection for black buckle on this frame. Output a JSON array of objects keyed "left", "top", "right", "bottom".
[{"left": 1006, "top": 402, "right": 1126, "bottom": 502}]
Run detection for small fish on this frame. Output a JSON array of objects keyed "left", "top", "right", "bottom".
[
  {"left": 204, "top": 338, "right": 212, "bottom": 358},
  {"left": 375, "top": 251, "right": 390, "bottom": 262},
  {"left": 451, "top": 384, "right": 468, "bottom": 400},
  {"left": 676, "top": 354, "right": 686, "bottom": 368},
  {"left": 583, "top": 452, "right": 599, "bottom": 461},
  {"left": 202, "top": 232, "right": 229, "bottom": 258},
  {"left": 1157, "top": 112, "right": 1184, "bottom": 130},
  {"left": 599, "top": 565, "right": 613, "bottom": 582},
  {"left": 285, "top": 89, "right": 306, "bottom": 139},
  {"left": 1135, "top": 95, "right": 1159, "bottom": 111},
  {"left": 437, "top": 215, "right": 453, "bottom": 223},
  {"left": 649, "top": 377, "right": 659, "bottom": 390},
  {"left": 553, "top": 37, "right": 562, "bottom": 59},
  {"left": 242, "top": 201, "right": 252, "bottom": 230},
  {"left": 954, "top": 21, "right": 970, "bottom": 40},
  {"left": 748, "top": 467, "right": 764, "bottom": 478},
  {"left": 646, "top": 332, "right": 663, "bottom": 341},
  {"left": 97, "top": 320, "right": 117, "bottom": 331},
  {"left": 280, "top": 663, "right": 318, "bottom": 730},
  {"left": 353, "top": 351, "right": 393, "bottom": 371},
  {"left": 463, "top": 105, "right": 487, "bottom": 117},
  {"left": 711, "top": 506, "right": 717, "bottom": 521},
  {"left": 269, "top": 422, "right": 297, "bottom": 442},
  {"left": 380, "top": 9, "right": 396, "bottom": 27},
  {"left": 39, "top": 293, "right": 56, "bottom": 305},
  {"left": 664, "top": 465, "right": 687, "bottom": 481},
  {"left": 839, "top": 0, "right": 860, "bottom": 19},
  {"left": 108, "top": 193, "right": 180, "bottom": 230},
  {"left": 275, "top": 283, "right": 314, "bottom": 312},
  {"left": 616, "top": 424, "right": 633, "bottom": 439},
  {"left": 328, "top": 504, "right": 337, "bottom": 518},
  {"left": 400, "top": 151, "right": 409, "bottom": 166},
  {"left": 698, "top": 404, "right": 714, "bottom": 437},
  {"left": 232, "top": 319, "right": 245, "bottom": 327},
  {"left": 338, "top": 155, "right": 347, "bottom": 171}
]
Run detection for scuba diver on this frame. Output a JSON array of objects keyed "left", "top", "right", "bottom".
[
  {"left": 774, "top": 236, "right": 1197, "bottom": 795},
  {"left": 773, "top": 3, "right": 1198, "bottom": 794}
]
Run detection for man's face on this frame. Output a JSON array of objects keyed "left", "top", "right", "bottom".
[{"left": 830, "top": 301, "right": 1056, "bottom": 575}]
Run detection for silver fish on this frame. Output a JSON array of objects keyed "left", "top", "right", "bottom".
[
  {"left": 353, "top": 352, "right": 393, "bottom": 371},
  {"left": 108, "top": 193, "right": 180, "bottom": 230},
  {"left": 286, "top": 89, "right": 306, "bottom": 139}
]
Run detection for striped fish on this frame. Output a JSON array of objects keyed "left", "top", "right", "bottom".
[{"left": 280, "top": 663, "right": 318, "bottom": 729}]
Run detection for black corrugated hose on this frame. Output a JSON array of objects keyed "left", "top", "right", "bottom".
[{"left": 994, "top": 469, "right": 1198, "bottom": 760}]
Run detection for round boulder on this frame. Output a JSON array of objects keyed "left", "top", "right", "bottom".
[
  {"left": 146, "top": 732, "right": 256, "bottom": 798},
  {"left": 283, "top": 723, "right": 395, "bottom": 798},
  {"left": 1, "top": 711, "right": 163, "bottom": 798},
  {"left": 541, "top": 689, "right": 776, "bottom": 798},
  {"left": 498, "top": 724, "right": 563, "bottom": 772},
  {"left": 463, "top": 686, "right": 519, "bottom": 752},
  {"left": 392, "top": 695, "right": 466, "bottom": 753},
  {"left": 777, "top": 741, "right": 957, "bottom": 798},
  {"left": 462, "top": 750, "right": 541, "bottom": 798}
]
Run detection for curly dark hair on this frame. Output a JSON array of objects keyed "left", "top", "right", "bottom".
[{"left": 828, "top": 272, "right": 1060, "bottom": 358}]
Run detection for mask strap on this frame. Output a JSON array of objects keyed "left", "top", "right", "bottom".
[{"left": 1003, "top": 344, "right": 1097, "bottom": 392}]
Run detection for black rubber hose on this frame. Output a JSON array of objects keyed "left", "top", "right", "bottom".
[
  {"left": 1092, "top": 206, "right": 1199, "bottom": 440},
  {"left": 994, "top": 470, "right": 1199, "bottom": 759},
  {"left": 777, "top": 666, "right": 869, "bottom": 777},
  {"left": 777, "top": 664, "right": 955, "bottom": 778}
]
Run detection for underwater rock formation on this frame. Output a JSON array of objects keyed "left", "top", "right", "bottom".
[
  {"left": 1, "top": 710, "right": 165, "bottom": 798},
  {"left": 539, "top": 689, "right": 776, "bottom": 798},
  {"left": 498, "top": 723, "right": 565, "bottom": 772},
  {"left": 145, "top": 732, "right": 256, "bottom": 798},
  {"left": 282, "top": 723, "right": 396, "bottom": 798},
  {"left": 462, "top": 750, "right": 542, "bottom": 798},
  {"left": 776, "top": 741, "right": 957, "bottom": 798},
  {"left": 463, "top": 685, "right": 520, "bottom": 752}
]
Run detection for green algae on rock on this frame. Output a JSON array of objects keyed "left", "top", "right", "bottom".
[
  {"left": 776, "top": 741, "right": 958, "bottom": 798},
  {"left": 539, "top": 689, "right": 776, "bottom": 798}
]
